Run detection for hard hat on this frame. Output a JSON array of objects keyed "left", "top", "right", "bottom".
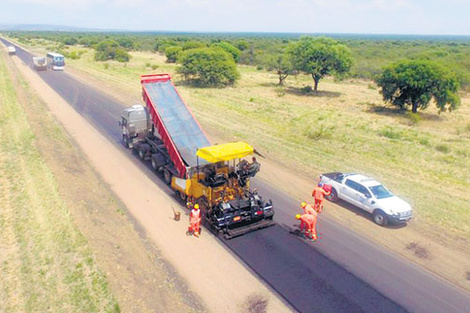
[
  {"left": 295, "top": 214, "right": 301, "bottom": 220},
  {"left": 300, "top": 202, "right": 307, "bottom": 208},
  {"left": 194, "top": 204, "right": 200, "bottom": 209}
]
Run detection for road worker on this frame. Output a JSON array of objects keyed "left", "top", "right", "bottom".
[
  {"left": 312, "top": 183, "right": 330, "bottom": 213},
  {"left": 301, "top": 202, "right": 316, "bottom": 216},
  {"left": 188, "top": 204, "right": 202, "bottom": 237},
  {"left": 296, "top": 213, "right": 318, "bottom": 241},
  {"left": 247, "top": 157, "right": 261, "bottom": 176}
]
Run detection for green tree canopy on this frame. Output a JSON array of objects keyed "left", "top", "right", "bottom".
[
  {"left": 177, "top": 48, "right": 240, "bottom": 87},
  {"left": 261, "top": 52, "right": 294, "bottom": 86},
  {"left": 376, "top": 59, "right": 460, "bottom": 113},
  {"left": 165, "top": 46, "right": 183, "bottom": 63},
  {"left": 182, "top": 41, "right": 206, "bottom": 50},
  {"left": 211, "top": 42, "right": 241, "bottom": 63},
  {"left": 288, "top": 37, "right": 353, "bottom": 91},
  {"left": 94, "top": 40, "right": 130, "bottom": 62}
]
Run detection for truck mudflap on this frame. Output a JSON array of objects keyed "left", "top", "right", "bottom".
[{"left": 223, "top": 218, "right": 275, "bottom": 240}]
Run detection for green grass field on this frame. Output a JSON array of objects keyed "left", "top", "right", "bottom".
[
  {"left": 0, "top": 52, "right": 120, "bottom": 313},
  {"left": 18, "top": 39, "right": 470, "bottom": 240}
]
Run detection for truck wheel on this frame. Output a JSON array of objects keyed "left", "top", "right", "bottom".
[
  {"left": 138, "top": 147, "right": 145, "bottom": 160},
  {"left": 151, "top": 157, "right": 158, "bottom": 171},
  {"left": 122, "top": 135, "right": 130, "bottom": 148},
  {"left": 329, "top": 188, "right": 339, "bottom": 202},
  {"left": 163, "top": 169, "right": 172, "bottom": 185},
  {"left": 373, "top": 210, "right": 388, "bottom": 226}
]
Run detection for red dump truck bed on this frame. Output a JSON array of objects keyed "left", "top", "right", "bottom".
[{"left": 141, "top": 74, "right": 211, "bottom": 178}]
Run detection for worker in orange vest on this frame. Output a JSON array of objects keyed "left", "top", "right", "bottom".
[
  {"left": 312, "top": 183, "right": 330, "bottom": 213},
  {"left": 301, "top": 202, "right": 316, "bottom": 216},
  {"left": 296, "top": 213, "right": 317, "bottom": 241},
  {"left": 188, "top": 204, "right": 202, "bottom": 237}
]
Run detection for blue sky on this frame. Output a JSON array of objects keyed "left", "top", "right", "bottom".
[{"left": 1, "top": 0, "right": 469, "bottom": 35}]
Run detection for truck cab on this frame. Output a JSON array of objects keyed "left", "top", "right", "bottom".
[{"left": 119, "top": 105, "right": 150, "bottom": 148}]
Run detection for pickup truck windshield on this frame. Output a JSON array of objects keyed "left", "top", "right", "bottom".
[{"left": 369, "top": 185, "right": 393, "bottom": 199}]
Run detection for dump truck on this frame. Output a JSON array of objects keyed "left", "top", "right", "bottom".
[
  {"left": 32, "top": 57, "right": 47, "bottom": 71},
  {"left": 120, "top": 74, "right": 274, "bottom": 238}
]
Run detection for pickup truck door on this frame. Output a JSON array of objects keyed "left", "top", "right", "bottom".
[
  {"left": 341, "top": 179, "right": 363, "bottom": 207},
  {"left": 356, "top": 185, "right": 374, "bottom": 213}
]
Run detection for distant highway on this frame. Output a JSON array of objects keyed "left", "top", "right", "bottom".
[{"left": 4, "top": 38, "right": 470, "bottom": 313}]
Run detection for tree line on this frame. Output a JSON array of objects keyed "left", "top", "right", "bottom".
[{"left": 5, "top": 31, "right": 465, "bottom": 113}]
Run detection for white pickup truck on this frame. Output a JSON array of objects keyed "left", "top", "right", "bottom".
[{"left": 320, "top": 172, "right": 412, "bottom": 226}]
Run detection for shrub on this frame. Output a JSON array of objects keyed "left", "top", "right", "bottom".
[
  {"left": 69, "top": 51, "right": 80, "bottom": 60},
  {"left": 177, "top": 48, "right": 240, "bottom": 87},
  {"left": 165, "top": 46, "right": 183, "bottom": 63},
  {"left": 301, "top": 86, "right": 313, "bottom": 94},
  {"left": 211, "top": 42, "right": 241, "bottom": 63},
  {"left": 94, "top": 40, "right": 130, "bottom": 62},
  {"left": 405, "top": 111, "right": 422, "bottom": 125}
]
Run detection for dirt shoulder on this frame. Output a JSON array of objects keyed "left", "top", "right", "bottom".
[{"left": 8, "top": 49, "right": 292, "bottom": 312}]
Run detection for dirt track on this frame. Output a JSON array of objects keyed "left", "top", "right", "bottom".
[{"left": 7, "top": 50, "right": 292, "bottom": 312}]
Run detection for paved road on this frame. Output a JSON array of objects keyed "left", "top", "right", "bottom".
[{"left": 4, "top": 38, "right": 470, "bottom": 313}]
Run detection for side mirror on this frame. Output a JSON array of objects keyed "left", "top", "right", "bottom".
[{"left": 365, "top": 193, "right": 371, "bottom": 198}]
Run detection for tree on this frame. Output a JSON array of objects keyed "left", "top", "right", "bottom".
[
  {"left": 94, "top": 40, "right": 130, "bottom": 62},
  {"left": 376, "top": 60, "right": 460, "bottom": 113},
  {"left": 211, "top": 42, "right": 241, "bottom": 63},
  {"left": 288, "top": 37, "right": 353, "bottom": 91},
  {"left": 165, "top": 46, "right": 183, "bottom": 63},
  {"left": 177, "top": 48, "right": 240, "bottom": 87},
  {"left": 261, "top": 52, "right": 294, "bottom": 86},
  {"left": 182, "top": 41, "right": 206, "bottom": 50}
]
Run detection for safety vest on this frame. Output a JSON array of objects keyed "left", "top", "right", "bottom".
[{"left": 191, "top": 209, "right": 201, "bottom": 220}]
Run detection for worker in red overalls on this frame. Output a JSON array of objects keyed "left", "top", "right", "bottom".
[
  {"left": 188, "top": 204, "right": 202, "bottom": 237},
  {"left": 301, "top": 202, "right": 316, "bottom": 216},
  {"left": 296, "top": 213, "right": 318, "bottom": 241},
  {"left": 312, "top": 183, "right": 330, "bottom": 213}
]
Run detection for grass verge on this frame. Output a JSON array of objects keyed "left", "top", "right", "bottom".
[{"left": 0, "top": 51, "right": 120, "bottom": 312}]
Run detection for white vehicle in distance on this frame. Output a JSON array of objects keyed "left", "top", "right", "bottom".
[
  {"left": 320, "top": 172, "right": 413, "bottom": 226},
  {"left": 32, "top": 57, "right": 47, "bottom": 71},
  {"left": 7, "top": 45, "right": 16, "bottom": 55},
  {"left": 46, "top": 52, "right": 65, "bottom": 70}
]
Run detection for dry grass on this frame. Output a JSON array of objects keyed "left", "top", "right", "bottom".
[
  {"left": 20, "top": 39, "right": 470, "bottom": 240},
  {"left": 0, "top": 52, "right": 119, "bottom": 313}
]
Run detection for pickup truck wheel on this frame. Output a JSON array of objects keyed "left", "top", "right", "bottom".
[
  {"left": 329, "top": 188, "right": 339, "bottom": 202},
  {"left": 373, "top": 210, "right": 388, "bottom": 226}
]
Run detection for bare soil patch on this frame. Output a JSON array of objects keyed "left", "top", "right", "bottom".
[{"left": 406, "top": 242, "right": 431, "bottom": 260}]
